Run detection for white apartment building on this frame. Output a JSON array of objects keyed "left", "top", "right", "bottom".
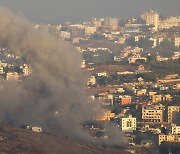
[{"left": 119, "top": 115, "right": 136, "bottom": 132}]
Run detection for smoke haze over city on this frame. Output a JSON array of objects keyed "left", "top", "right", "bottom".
[
  {"left": 0, "top": 0, "right": 179, "bottom": 24},
  {"left": 0, "top": 1, "right": 179, "bottom": 153},
  {"left": 0, "top": 6, "right": 126, "bottom": 146}
]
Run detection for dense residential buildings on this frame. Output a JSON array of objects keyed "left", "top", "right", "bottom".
[
  {"left": 0, "top": 8, "right": 179, "bottom": 153},
  {"left": 31, "top": 8, "right": 180, "bottom": 153}
]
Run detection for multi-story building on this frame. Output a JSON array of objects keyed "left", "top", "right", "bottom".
[
  {"left": 137, "top": 89, "right": 147, "bottom": 96},
  {"left": 97, "top": 111, "right": 115, "bottom": 122},
  {"left": 103, "top": 17, "right": 119, "bottom": 26},
  {"left": 106, "top": 94, "right": 114, "bottom": 105},
  {"left": 67, "top": 24, "right": 85, "bottom": 38},
  {"left": 173, "top": 37, "right": 180, "bottom": 47},
  {"left": 174, "top": 83, "right": 180, "bottom": 90},
  {"left": 84, "top": 26, "right": 96, "bottom": 35},
  {"left": 6, "top": 72, "right": 19, "bottom": 81},
  {"left": 87, "top": 76, "right": 96, "bottom": 86},
  {"left": 142, "top": 104, "right": 165, "bottom": 123},
  {"left": 22, "top": 64, "right": 32, "bottom": 76},
  {"left": 152, "top": 94, "right": 162, "bottom": 103},
  {"left": 156, "top": 134, "right": 180, "bottom": 145},
  {"left": 170, "top": 124, "right": 180, "bottom": 135},
  {"left": 90, "top": 18, "right": 102, "bottom": 28},
  {"left": 102, "top": 17, "right": 119, "bottom": 30},
  {"left": 159, "top": 16, "right": 180, "bottom": 29},
  {"left": 168, "top": 106, "right": 180, "bottom": 125},
  {"left": 0, "top": 67, "right": 3, "bottom": 74},
  {"left": 141, "top": 10, "right": 159, "bottom": 31},
  {"left": 81, "top": 60, "right": 86, "bottom": 68},
  {"left": 128, "top": 55, "right": 147, "bottom": 64},
  {"left": 119, "top": 115, "right": 136, "bottom": 132},
  {"left": 59, "top": 31, "right": 71, "bottom": 39},
  {"left": 172, "top": 52, "right": 180, "bottom": 60}
]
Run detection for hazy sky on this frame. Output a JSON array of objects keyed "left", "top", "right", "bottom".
[{"left": 0, "top": 0, "right": 179, "bottom": 24}]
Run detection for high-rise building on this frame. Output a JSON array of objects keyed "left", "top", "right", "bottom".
[
  {"left": 67, "top": 24, "right": 85, "bottom": 38},
  {"left": 103, "top": 17, "right": 119, "bottom": 26},
  {"left": 141, "top": 10, "right": 159, "bottom": 31}
]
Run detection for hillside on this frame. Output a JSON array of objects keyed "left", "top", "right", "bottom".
[{"left": 0, "top": 124, "right": 129, "bottom": 154}]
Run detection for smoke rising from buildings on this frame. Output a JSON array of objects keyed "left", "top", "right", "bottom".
[{"left": 0, "top": 7, "right": 125, "bottom": 145}]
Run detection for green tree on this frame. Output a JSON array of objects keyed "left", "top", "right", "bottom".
[
  {"left": 125, "top": 37, "right": 136, "bottom": 47},
  {"left": 159, "top": 39, "right": 176, "bottom": 51},
  {"left": 137, "top": 38, "right": 153, "bottom": 51}
]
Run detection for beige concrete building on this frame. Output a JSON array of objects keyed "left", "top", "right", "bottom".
[
  {"left": 84, "top": 26, "right": 96, "bottom": 35},
  {"left": 159, "top": 16, "right": 180, "bottom": 29},
  {"left": 87, "top": 76, "right": 96, "bottom": 86},
  {"left": 141, "top": 10, "right": 159, "bottom": 31},
  {"left": 149, "top": 91, "right": 157, "bottom": 96},
  {"left": 168, "top": 106, "right": 180, "bottom": 124},
  {"left": 156, "top": 134, "right": 180, "bottom": 145},
  {"left": 156, "top": 55, "right": 169, "bottom": 62},
  {"left": 137, "top": 89, "right": 146, "bottom": 96},
  {"left": 174, "top": 37, "right": 180, "bottom": 47},
  {"left": 91, "top": 18, "right": 102, "bottom": 28},
  {"left": 106, "top": 94, "right": 114, "bottom": 105},
  {"left": 142, "top": 105, "right": 165, "bottom": 123},
  {"left": 175, "top": 83, "right": 180, "bottom": 90},
  {"left": 0, "top": 67, "right": 3, "bottom": 74},
  {"left": 172, "top": 52, "right": 180, "bottom": 60},
  {"left": 170, "top": 124, "right": 180, "bottom": 135},
  {"left": 81, "top": 60, "right": 86, "bottom": 68},
  {"left": 152, "top": 94, "right": 162, "bottom": 103},
  {"left": 67, "top": 24, "right": 85, "bottom": 38},
  {"left": 59, "top": 31, "right": 71, "bottom": 39},
  {"left": 31, "top": 127, "right": 42, "bottom": 133},
  {"left": 6, "top": 72, "right": 19, "bottom": 81},
  {"left": 164, "top": 94, "right": 172, "bottom": 101},
  {"left": 22, "top": 64, "right": 32, "bottom": 76},
  {"left": 97, "top": 111, "right": 115, "bottom": 122},
  {"left": 103, "top": 17, "right": 119, "bottom": 26}
]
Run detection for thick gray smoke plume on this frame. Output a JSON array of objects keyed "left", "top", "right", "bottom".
[{"left": 0, "top": 7, "right": 126, "bottom": 145}]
